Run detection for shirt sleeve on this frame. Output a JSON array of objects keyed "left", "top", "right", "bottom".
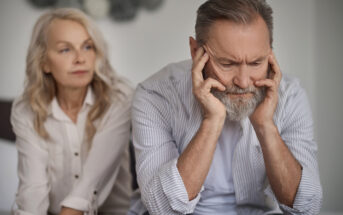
[
  {"left": 265, "top": 83, "right": 322, "bottom": 214},
  {"left": 11, "top": 99, "right": 50, "bottom": 215},
  {"left": 132, "top": 84, "right": 201, "bottom": 215},
  {"left": 61, "top": 92, "right": 133, "bottom": 212}
]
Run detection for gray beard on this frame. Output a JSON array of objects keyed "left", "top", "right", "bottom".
[{"left": 212, "top": 85, "right": 265, "bottom": 122}]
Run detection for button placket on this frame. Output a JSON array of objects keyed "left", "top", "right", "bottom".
[{"left": 67, "top": 123, "right": 82, "bottom": 181}]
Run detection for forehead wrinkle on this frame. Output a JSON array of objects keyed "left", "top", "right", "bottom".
[
  {"left": 205, "top": 41, "right": 269, "bottom": 64},
  {"left": 205, "top": 17, "right": 271, "bottom": 63},
  {"left": 204, "top": 42, "right": 241, "bottom": 63}
]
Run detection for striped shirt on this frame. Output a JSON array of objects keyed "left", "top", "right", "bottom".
[{"left": 130, "top": 60, "right": 322, "bottom": 215}]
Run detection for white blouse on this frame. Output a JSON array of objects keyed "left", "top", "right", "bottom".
[{"left": 11, "top": 85, "right": 133, "bottom": 215}]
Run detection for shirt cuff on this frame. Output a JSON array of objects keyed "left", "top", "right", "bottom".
[
  {"left": 60, "top": 196, "right": 92, "bottom": 212},
  {"left": 13, "top": 209, "right": 35, "bottom": 215},
  {"left": 280, "top": 167, "right": 322, "bottom": 214},
  {"left": 264, "top": 167, "right": 322, "bottom": 214},
  {"left": 159, "top": 159, "right": 201, "bottom": 214}
]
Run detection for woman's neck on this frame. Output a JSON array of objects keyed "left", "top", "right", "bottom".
[{"left": 56, "top": 86, "right": 88, "bottom": 123}]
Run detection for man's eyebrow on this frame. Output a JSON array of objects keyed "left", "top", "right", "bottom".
[
  {"left": 250, "top": 55, "right": 268, "bottom": 62},
  {"left": 216, "top": 57, "right": 239, "bottom": 63}
]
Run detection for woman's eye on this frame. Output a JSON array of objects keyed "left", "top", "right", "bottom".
[
  {"left": 84, "top": 44, "right": 94, "bottom": 50},
  {"left": 59, "top": 48, "right": 70, "bottom": 53}
]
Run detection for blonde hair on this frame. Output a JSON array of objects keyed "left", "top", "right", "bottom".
[{"left": 24, "top": 8, "right": 125, "bottom": 145}]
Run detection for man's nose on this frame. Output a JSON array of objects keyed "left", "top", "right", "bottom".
[{"left": 233, "top": 65, "right": 250, "bottom": 89}]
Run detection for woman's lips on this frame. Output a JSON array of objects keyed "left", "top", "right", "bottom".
[{"left": 71, "top": 70, "right": 88, "bottom": 75}]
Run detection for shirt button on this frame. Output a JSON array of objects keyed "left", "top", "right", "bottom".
[
  {"left": 75, "top": 174, "right": 79, "bottom": 179},
  {"left": 93, "top": 190, "right": 97, "bottom": 195},
  {"left": 74, "top": 152, "right": 79, "bottom": 156}
]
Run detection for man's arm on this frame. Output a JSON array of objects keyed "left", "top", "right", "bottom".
[
  {"left": 253, "top": 122, "right": 302, "bottom": 207},
  {"left": 250, "top": 53, "right": 302, "bottom": 207},
  {"left": 133, "top": 47, "right": 227, "bottom": 214},
  {"left": 177, "top": 47, "right": 227, "bottom": 200}
]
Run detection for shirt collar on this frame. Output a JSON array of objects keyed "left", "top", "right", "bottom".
[{"left": 48, "top": 86, "right": 94, "bottom": 122}]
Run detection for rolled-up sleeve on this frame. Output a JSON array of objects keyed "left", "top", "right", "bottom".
[
  {"left": 132, "top": 84, "right": 200, "bottom": 215},
  {"left": 267, "top": 82, "right": 322, "bottom": 214},
  {"left": 11, "top": 99, "right": 50, "bottom": 215},
  {"left": 61, "top": 94, "right": 132, "bottom": 212}
]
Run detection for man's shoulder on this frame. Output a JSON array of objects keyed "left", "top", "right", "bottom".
[
  {"left": 276, "top": 73, "right": 310, "bottom": 119},
  {"left": 279, "top": 73, "right": 303, "bottom": 98},
  {"left": 139, "top": 59, "right": 192, "bottom": 90}
]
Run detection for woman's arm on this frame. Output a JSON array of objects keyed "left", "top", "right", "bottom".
[{"left": 11, "top": 98, "right": 50, "bottom": 215}]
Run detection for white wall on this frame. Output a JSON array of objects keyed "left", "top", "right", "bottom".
[
  {"left": 314, "top": 0, "right": 343, "bottom": 212},
  {"left": 0, "top": 0, "right": 342, "bottom": 213}
]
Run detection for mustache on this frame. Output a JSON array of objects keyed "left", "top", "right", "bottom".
[{"left": 213, "top": 85, "right": 259, "bottom": 95}]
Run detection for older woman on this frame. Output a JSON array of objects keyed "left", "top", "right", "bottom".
[{"left": 11, "top": 8, "right": 132, "bottom": 215}]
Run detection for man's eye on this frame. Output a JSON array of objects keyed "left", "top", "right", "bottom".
[
  {"left": 221, "top": 63, "right": 234, "bottom": 67},
  {"left": 250, "top": 62, "right": 261, "bottom": 66}
]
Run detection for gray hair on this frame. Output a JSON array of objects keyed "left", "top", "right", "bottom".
[{"left": 195, "top": 0, "right": 274, "bottom": 47}]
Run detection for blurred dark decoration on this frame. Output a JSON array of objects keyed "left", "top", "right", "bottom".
[
  {"left": 26, "top": 0, "right": 165, "bottom": 22},
  {"left": 0, "top": 100, "right": 15, "bottom": 142},
  {"left": 55, "top": 0, "right": 83, "bottom": 10},
  {"left": 28, "top": 0, "right": 58, "bottom": 8},
  {"left": 109, "top": 0, "right": 139, "bottom": 21},
  {"left": 140, "top": 0, "right": 163, "bottom": 11}
]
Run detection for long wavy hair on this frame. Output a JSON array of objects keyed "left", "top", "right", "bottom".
[{"left": 24, "top": 8, "right": 125, "bottom": 146}]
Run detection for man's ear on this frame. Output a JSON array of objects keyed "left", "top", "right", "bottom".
[{"left": 189, "top": 36, "right": 199, "bottom": 61}]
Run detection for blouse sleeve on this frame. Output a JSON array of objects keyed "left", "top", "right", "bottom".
[{"left": 11, "top": 98, "right": 50, "bottom": 215}]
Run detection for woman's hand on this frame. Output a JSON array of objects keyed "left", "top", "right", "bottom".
[{"left": 59, "top": 207, "right": 84, "bottom": 215}]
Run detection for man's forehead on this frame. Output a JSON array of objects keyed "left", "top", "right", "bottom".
[{"left": 205, "top": 18, "right": 271, "bottom": 61}]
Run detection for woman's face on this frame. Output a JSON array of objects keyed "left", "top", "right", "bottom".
[{"left": 43, "top": 19, "right": 96, "bottom": 90}]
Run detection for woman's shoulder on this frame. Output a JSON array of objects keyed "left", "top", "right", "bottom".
[
  {"left": 11, "top": 95, "right": 35, "bottom": 124},
  {"left": 110, "top": 78, "right": 134, "bottom": 107},
  {"left": 101, "top": 79, "right": 132, "bottom": 118},
  {"left": 115, "top": 78, "right": 134, "bottom": 99}
]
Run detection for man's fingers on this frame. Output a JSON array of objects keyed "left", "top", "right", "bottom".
[
  {"left": 192, "top": 48, "right": 209, "bottom": 85},
  {"left": 268, "top": 52, "right": 282, "bottom": 84},
  {"left": 255, "top": 79, "right": 277, "bottom": 92},
  {"left": 202, "top": 78, "right": 226, "bottom": 93},
  {"left": 193, "top": 46, "right": 205, "bottom": 63}
]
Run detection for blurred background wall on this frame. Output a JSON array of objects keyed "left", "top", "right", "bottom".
[{"left": 0, "top": 0, "right": 342, "bottom": 214}]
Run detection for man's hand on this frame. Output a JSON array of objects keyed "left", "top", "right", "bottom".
[
  {"left": 250, "top": 52, "right": 282, "bottom": 128},
  {"left": 59, "top": 207, "right": 83, "bottom": 215},
  {"left": 191, "top": 47, "right": 226, "bottom": 121},
  {"left": 176, "top": 47, "right": 227, "bottom": 200}
]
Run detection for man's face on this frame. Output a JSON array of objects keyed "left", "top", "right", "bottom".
[{"left": 203, "top": 16, "right": 272, "bottom": 121}]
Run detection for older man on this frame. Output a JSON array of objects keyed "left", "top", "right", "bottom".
[{"left": 129, "top": 0, "right": 322, "bottom": 214}]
